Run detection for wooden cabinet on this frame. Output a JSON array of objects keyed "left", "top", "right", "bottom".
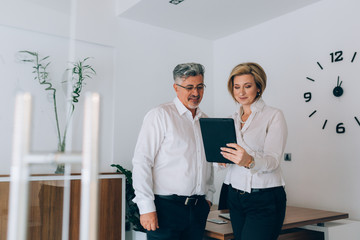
[{"left": 0, "top": 173, "right": 124, "bottom": 240}]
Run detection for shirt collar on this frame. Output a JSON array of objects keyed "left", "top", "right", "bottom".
[
  {"left": 173, "top": 97, "right": 204, "bottom": 118},
  {"left": 235, "top": 98, "right": 265, "bottom": 116}
]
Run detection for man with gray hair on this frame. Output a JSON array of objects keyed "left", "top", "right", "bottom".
[{"left": 132, "top": 63, "right": 215, "bottom": 240}]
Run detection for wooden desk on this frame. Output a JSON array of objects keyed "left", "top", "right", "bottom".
[{"left": 204, "top": 206, "right": 349, "bottom": 240}]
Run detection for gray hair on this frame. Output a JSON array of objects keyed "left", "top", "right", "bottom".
[{"left": 173, "top": 63, "right": 205, "bottom": 83}]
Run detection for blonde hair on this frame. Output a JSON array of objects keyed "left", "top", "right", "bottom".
[{"left": 227, "top": 62, "right": 267, "bottom": 102}]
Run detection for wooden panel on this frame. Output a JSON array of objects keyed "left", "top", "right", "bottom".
[
  {"left": 0, "top": 174, "right": 123, "bottom": 240},
  {"left": 0, "top": 182, "right": 10, "bottom": 240},
  {"left": 68, "top": 177, "right": 123, "bottom": 240},
  {"left": 98, "top": 178, "right": 123, "bottom": 239},
  {"left": 32, "top": 182, "right": 64, "bottom": 240},
  {"left": 69, "top": 180, "right": 81, "bottom": 240}
]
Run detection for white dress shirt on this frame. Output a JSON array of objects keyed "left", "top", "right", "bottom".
[
  {"left": 224, "top": 98, "right": 288, "bottom": 193},
  {"left": 132, "top": 97, "right": 215, "bottom": 214}
]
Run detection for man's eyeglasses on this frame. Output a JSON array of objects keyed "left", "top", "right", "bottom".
[{"left": 176, "top": 84, "right": 206, "bottom": 91}]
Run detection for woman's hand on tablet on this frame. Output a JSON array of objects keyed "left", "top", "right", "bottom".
[{"left": 220, "top": 143, "right": 252, "bottom": 167}]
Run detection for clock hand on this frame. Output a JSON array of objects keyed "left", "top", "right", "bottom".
[
  {"left": 337, "top": 76, "right": 343, "bottom": 87},
  {"left": 333, "top": 76, "right": 343, "bottom": 97}
]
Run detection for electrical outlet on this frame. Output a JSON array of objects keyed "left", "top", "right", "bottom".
[{"left": 284, "top": 153, "right": 291, "bottom": 161}]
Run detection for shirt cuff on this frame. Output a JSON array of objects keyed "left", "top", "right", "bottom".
[
  {"left": 205, "top": 190, "right": 214, "bottom": 204},
  {"left": 136, "top": 200, "right": 156, "bottom": 215},
  {"left": 250, "top": 155, "right": 264, "bottom": 174}
]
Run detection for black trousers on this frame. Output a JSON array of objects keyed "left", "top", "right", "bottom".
[
  {"left": 228, "top": 185, "right": 287, "bottom": 240},
  {"left": 147, "top": 195, "right": 210, "bottom": 240}
]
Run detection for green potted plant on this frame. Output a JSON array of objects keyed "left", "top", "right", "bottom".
[
  {"left": 111, "top": 164, "right": 145, "bottom": 233},
  {"left": 19, "top": 50, "right": 96, "bottom": 173}
]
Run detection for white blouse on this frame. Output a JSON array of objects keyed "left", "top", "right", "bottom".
[{"left": 224, "top": 98, "right": 288, "bottom": 193}]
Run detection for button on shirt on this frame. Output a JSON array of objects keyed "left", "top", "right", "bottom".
[
  {"left": 224, "top": 98, "right": 288, "bottom": 193},
  {"left": 132, "top": 97, "right": 215, "bottom": 214}
]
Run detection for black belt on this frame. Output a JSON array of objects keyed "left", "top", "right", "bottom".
[
  {"left": 156, "top": 194, "right": 205, "bottom": 206},
  {"left": 230, "top": 185, "right": 283, "bottom": 194}
]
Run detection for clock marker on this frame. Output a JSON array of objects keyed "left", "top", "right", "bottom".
[
  {"left": 322, "top": 120, "right": 328, "bottom": 129},
  {"left": 309, "top": 110, "right": 317, "bottom": 118},
  {"left": 317, "top": 62, "right": 323, "bottom": 70},
  {"left": 306, "top": 77, "right": 315, "bottom": 82},
  {"left": 355, "top": 117, "right": 360, "bottom": 126},
  {"left": 351, "top": 52, "right": 357, "bottom": 62}
]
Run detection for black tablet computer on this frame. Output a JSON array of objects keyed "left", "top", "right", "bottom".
[{"left": 199, "top": 118, "right": 237, "bottom": 164}]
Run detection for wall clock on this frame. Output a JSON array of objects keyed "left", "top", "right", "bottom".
[{"left": 304, "top": 50, "right": 360, "bottom": 134}]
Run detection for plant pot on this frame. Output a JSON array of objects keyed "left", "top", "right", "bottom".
[{"left": 132, "top": 230, "right": 146, "bottom": 240}]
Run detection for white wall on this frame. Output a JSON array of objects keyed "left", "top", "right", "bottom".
[
  {"left": 213, "top": 0, "right": 360, "bottom": 220},
  {"left": 0, "top": 1, "right": 214, "bottom": 174},
  {"left": 113, "top": 18, "right": 214, "bottom": 170}
]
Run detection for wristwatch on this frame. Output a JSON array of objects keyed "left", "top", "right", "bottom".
[{"left": 246, "top": 158, "right": 255, "bottom": 169}]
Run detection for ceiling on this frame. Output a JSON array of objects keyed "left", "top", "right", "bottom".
[{"left": 119, "top": 0, "right": 322, "bottom": 40}]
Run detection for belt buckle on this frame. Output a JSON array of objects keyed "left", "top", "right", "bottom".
[
  {"left": 185, "top": 197, "right": 198, "bottom": 206},
  {"left": 234, "top": 188, "right": 246, "bottom": 195},
  {"left": 251, "top": 189, "right": 261, "bottom": 193},
  {"left": 239, "top": 190, "right": 246, "bottom": 195}
]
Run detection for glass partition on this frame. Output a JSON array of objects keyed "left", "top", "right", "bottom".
[{"left": 0, "top": 0, "right": 115, "bottom": 175}]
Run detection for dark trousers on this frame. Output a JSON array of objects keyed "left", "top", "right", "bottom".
[
  {"left": 228, "top": 185, "right": 287, "bottom": 240},
  {"left": 147, "top": 195, "right": 210, "bottom": 240},
  {"left": 218, "top": 183, "right": 229, "bottom": 210}
]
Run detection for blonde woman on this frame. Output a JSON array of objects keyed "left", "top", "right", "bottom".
[{"left": 220, "top": 62, "right": 288, "bottom": 240}]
